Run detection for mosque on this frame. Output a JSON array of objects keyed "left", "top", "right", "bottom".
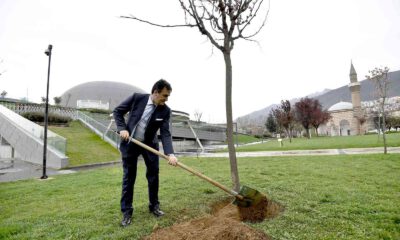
[{"left": 319, "top": 63, "right": 400, "bottom": 136}]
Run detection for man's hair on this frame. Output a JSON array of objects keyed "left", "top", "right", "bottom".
[{"left": 151, "top": 79, "right": 172, "bottom": 94}]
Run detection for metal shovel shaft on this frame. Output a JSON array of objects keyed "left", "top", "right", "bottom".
[{"left": 128, "top": 137, "right": 245, "bottom": 201}]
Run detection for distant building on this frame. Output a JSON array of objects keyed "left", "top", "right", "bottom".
[
  {"left": 76, "top": 100, "right": 109, "bottom": 110},
  {"left": 60, "top": 81, "right": 146, "bottom": 110},
  {"left": 320, "top": 63, "right": 400, "bottom": 136}
]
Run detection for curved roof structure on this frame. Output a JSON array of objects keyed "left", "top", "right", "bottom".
[
  {"left": 328, "top": 101, "right": 353, "bottom": 112},
  {"left": 60, "top": 81, "right": 146, "bottom": 110}
]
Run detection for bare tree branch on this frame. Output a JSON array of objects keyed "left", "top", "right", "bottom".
[
  {"left": 188, "top": 0, "right": 224, "bottom": 50},
  {"left": 240, "top": 0, "right": 270, "bottom": 39},
  {"left": 120, "top": 15, "right": 197, "bottom": 28}
]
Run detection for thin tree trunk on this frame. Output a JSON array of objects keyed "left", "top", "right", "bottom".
[
  {"left": 223, "top": 51, "right": 240, "bottom": 192},
  {"left": 381, "top": 103, "right": 387, "bottom": 154},
  {"left": 378, "top": 112, "right": 381, "bottom": 141}
]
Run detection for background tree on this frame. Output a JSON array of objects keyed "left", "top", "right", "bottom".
[
  {"left": 41, "top": 96, "right": 47, "bottom": 104},
  {"left": 366, "top": 66, "right": 390, "bottom": 154},
  {"left": 385, "top": 115, "right": 400, "bottom": 131},
  {"left": 294, "top": 97, "right": 317, "bottom": 138},
  {"left": 393, "top": 116, "right": 400, "bottom": 131},
  {"left": 193, "top": 109, "right": 203, "bottom": 122},
  {"left": 356, "top": 110, "right": 367, "bottom": 135},
  {"left": 272, "top": 100, "right": 295, "bottom": 142},
  {"left": 1, "top": 90, "right": 7, "bottom": 98},
  {"left": 310, "top": 106, "right": 331, "bottom": 136},
  {"left": 265, "top": 112, "right": 277, "bottom": 135},
  {"left": 271, "top": 107, "right": 284, "bottom": 135},
  {"left": 280, "top": 100, "right": 295, "bottom": 142},
  {"left": 53, "top": 96, "right": 62, "bottom": 106},
  {"left": 122, "top": 0, "right": 270, "bottom": 191}
]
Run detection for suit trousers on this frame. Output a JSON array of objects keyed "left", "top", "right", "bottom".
[{"left": 120, "top": 142, "right": 160, "bottom": 216}]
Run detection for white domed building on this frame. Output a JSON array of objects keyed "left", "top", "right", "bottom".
[
  {"left": 321, "top": 63, "right": 366, "bottom": 136},
  {"left": 60, "top": 81, "right": 147, "bottom": 110},
  {"left": 324, "top": 101, "right": 359, "bottom": 136}
]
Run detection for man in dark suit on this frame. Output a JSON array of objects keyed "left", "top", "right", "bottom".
[{"left": 113, "top": 79, "right": 178, "bottom": 227}]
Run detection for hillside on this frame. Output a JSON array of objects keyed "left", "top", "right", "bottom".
[{"left": 236, "top": 70, "right": 400, "bottom": 127}]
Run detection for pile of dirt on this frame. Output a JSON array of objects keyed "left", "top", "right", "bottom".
[
  {"left": 143, "top": 198, "right": 283, "bottom": 240},
  {"left": 239, "top": 197, "right": 283, "bottom": 223}
]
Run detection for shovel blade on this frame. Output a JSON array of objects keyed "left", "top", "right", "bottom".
[{"left": 232, "top": 185, "right": 265, "bottom": 207}]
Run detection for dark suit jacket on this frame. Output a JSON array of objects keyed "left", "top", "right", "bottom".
[{"left": 113, "top": 93, "right": 174, "bottom": 158}]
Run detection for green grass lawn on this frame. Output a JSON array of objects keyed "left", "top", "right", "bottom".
[
  {"left": 232, "top": 133, "right": 400, "bottom": 152},
  {"left": 1, "top": 154, "right": 399, "bottom": 239},
  {"left": 229, "top": 134, "right": 261, "bottom": 145},
  {"left": 49, "top": 121, "right": 121, "bottom": 167}
]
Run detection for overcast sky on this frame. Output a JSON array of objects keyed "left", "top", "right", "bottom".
[{"left": 1, "top": 0, "right": 399, "bottom": 123}]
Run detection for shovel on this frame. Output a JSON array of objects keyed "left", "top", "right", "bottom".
[{"left": 128, "top": 136, "right": 265, "bottom": 208}]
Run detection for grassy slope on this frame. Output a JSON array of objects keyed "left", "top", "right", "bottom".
[
  {"left": 1, "top": 154, "right": 399, "bottom": 239},
  {"left": 233, "top": 133, "right": 400, "bottom": 152},
  {"left": 49, "top": 121, "right": 121, "bottom": 167},
  {"left": 232, "top": 134, "right": 261, "bottom": 144}
]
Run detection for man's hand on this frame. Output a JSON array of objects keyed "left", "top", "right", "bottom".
[
  {"left": 119, "top": 130, "right": 130, "bottom": 141},
  {"left": 167, "top": 154, "right": 178, "bottom": 166}
]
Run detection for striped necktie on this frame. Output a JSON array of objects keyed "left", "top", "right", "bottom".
[{"left": 133, "top": 103, "right": 155, "bottom": 141}]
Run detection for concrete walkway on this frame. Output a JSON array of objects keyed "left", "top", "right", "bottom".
[
  {"left": 198, "top": 146, "right": 400, "bottom": 158},
  {"left": 0, "top": 158, "right": 76, "bottom": 183}
]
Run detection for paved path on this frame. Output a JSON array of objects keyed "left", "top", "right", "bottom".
[
  {"left": 198, "top": 147, "right": 400, "bottom": 158},
  {"left": 0, "top": 158, "right": 76, "bottom": 183}
]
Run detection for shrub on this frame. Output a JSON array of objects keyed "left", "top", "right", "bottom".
[
  {"left": 21, "top": 112, "right": 72, "bottom": 124},
  {"left": 262, "top": 133, "right": 272, "bottom": 138},
  {"left": 79, "top": 108, "right": 112, "bottom": 114},
  {"left": 365, "top": 132, "right": 378, "bottom": 135},
  {"left": 387, "top": 130, "right": 400, "bottom": 134}
]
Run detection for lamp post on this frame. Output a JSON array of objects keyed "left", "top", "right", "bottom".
[{"left": 41, "top": 44, "right": 52, "bottom": 179}]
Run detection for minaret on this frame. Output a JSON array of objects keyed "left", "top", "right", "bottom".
[
  {"left": 349, "top": 61, "right": 361, "bottom": 110},
  {"left": 349, "top": 61, "right": 361, "bottom": 134}
]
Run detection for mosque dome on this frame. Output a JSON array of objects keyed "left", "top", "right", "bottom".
[
  {"left": 60, "top": 81, "right": 147, "bottom": 110},
  {"left": 328, "top": 101, "right": 353, "bottom": 112}
]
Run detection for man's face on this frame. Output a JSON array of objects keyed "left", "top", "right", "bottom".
[{"left": 152, "top": 87, "right": 171, "bottom": 106}]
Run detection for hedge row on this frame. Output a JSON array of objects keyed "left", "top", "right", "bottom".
[
  {"left": 21, "top": 112, "right": 72, "bottom": 124},
  {"left": 79, "top": 108, "right": 112, "bottom": 114}
]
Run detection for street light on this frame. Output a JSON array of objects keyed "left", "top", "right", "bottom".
[{"left": 41, "top": 44, "right": 52, "bottom": 180}]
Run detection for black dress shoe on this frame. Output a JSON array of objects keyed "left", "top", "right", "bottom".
[
  {"left": 121, "top": 214, "right": 132, "bottom": 227},
  {"left": 150, "top": 206, "right": 165, "bottom": 217}
]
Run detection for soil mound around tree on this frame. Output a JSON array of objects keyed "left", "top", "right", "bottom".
[{"left": 143, "top": 197, "right": 283, "bottom": 240}]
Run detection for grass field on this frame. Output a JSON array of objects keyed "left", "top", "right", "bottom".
[
  {"left": 232, "top": 133, "right": 400, "bottom": 152},
  {"left": 49, "top": 121, "right": 121, "bottom": 167},
  {"left": 1, "top": 154, "right": 399, "bottom": 239},
  {"left": 229, "top": 134, "right": 261, "bottom": 144}
]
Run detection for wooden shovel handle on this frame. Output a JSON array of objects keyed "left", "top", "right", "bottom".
[{"left": 129, "top": 137, "right": 244, "bottom": 200}]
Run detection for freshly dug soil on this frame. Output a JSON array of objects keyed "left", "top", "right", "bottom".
[
  {"left": 239, "top": 197, "right": 283, "bottom": 223},
  {"left": 143, "top": 197, "right": 283, "bottom": 240}
]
